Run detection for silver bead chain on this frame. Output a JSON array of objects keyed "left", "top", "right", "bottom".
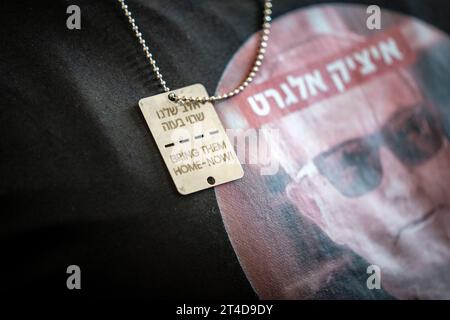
[{"left": 117, "top": 0, "right": 273, "bottom": 103}]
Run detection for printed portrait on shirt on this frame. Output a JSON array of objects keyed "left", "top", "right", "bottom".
[{"left": 215, "top": 4, "right": 450, "bottom": 299}]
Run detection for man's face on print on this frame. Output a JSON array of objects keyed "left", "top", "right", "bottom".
[{"left": 286, "top": 72, "right": 450, "bottom": 299}]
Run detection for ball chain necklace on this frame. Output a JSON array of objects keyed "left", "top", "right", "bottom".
[{"left": 117, "top": 0, "right": 273, "bottom": 195}]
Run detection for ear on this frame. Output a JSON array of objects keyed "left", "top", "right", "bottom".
[{"left": 286, "top": 180, "right": 326, "bottom": 231}]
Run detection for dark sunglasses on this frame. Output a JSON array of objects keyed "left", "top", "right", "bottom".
[{"left": 312, "top": 106, "right": 446, "bottom": 198}]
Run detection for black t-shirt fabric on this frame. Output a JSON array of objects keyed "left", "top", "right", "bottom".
[{"left": 1, "top": 0, "right": 449, "bottom": 299}]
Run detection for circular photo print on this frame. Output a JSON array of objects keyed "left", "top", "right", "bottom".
[{"left": 214, "top": 4, "right": 450, "bottom": 299}]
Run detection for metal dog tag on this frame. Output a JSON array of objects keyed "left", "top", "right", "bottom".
[{"left": 139, "top": 84, "right": 244, "bottom": 195}]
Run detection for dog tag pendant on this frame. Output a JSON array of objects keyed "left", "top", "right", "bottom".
[{"left": 139, "top": 84, "right": 244, "bottom": 195}]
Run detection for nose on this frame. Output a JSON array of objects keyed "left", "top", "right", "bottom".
[{"left": 378, "top": 147, "right": 424, "bottom": 201}]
